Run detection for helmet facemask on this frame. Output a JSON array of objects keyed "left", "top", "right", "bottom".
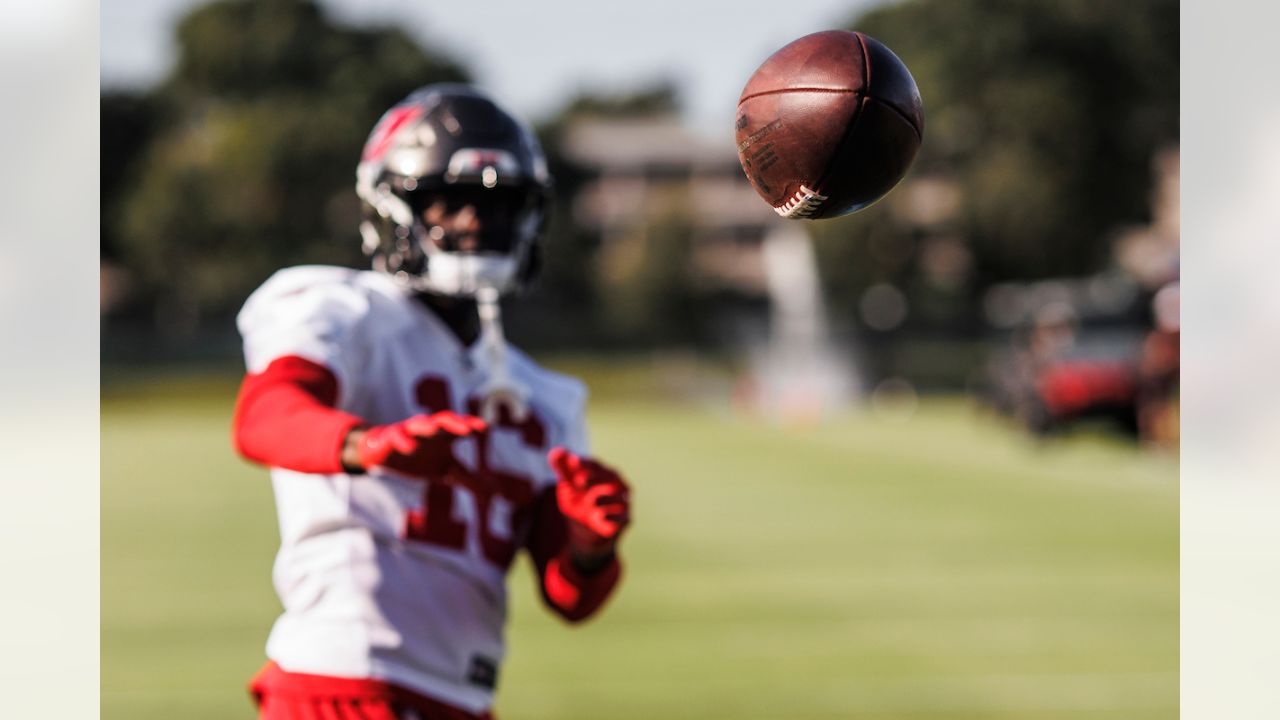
[{"left": 356, "top": 86, "right": 551, "bottom": 299}]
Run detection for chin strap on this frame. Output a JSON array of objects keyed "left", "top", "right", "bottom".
[{"left": 472, "top": 286, "right": 530, "bottom": 424}]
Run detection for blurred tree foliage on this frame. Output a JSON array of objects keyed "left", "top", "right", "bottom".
[
  {"left": 598, "top": 207, "right": 703, "bottom": 345},
  {"left": 812, "top": 0, "right": 1178, "bottom": 331},
  {"left": 104, "top": 0, "right": 467, "bottom": 332},
  {"left": 103, "top": 0, "right": 1177, "bottom": 360},
  {"left": 102, "top": 93, "right": 161, "bottom": 262},
  {"left": 555, "top": 81, "right": 682, "bottom": 119},
  {"left": 509, "top": 82, "right": 694, "bottom": 350}
]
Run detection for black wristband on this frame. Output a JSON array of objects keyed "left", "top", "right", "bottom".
[
  {"left": 340, "top": 426, "right": 369, "bottom": 475},
  {"left": 569, "top": 548, "right": 616, "bottom": 577}
]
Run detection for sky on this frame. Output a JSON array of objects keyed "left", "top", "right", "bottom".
[{"left": 100, "top": 0, "right": 886, "bottom": 142}]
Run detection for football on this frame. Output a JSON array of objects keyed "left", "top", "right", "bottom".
[{"left": 735, "top": 30, "right": 924, "bottom": 220}]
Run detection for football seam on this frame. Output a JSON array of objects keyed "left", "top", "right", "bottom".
[
  {"left": 856, "top": 32, "right": 922, "bottom": 139},
  {"left": 736, "top": 87, "right": 858, "bottom": 106},
  {"left": 741, "top": 91, "right": 919, "bottom": 138},
  {"left": 813, "top": 35, "right": 873, "bottom": 200},
  {"left": 813, "top": 96, "right": 868, "bottom": 200},
  {"left": 871, "top": 96, "right": 924, "bottom": 140},
  {"left": 856, "top": 32, "right": 871, "bottom": 92},
  {"left": 855, "top": 32, "right": 875, "bottom": 92}
]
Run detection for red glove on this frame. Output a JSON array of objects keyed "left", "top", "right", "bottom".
[
  {"left": 355, "top": 412, "right": 487, "bottom": 479},
  {"left": 549, "top": 447, "right": 631, "bottom": 557}
]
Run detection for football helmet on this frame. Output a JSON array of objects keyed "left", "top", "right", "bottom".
[{"left": 356, "top": 84, "right": 551, "bottom": 297}]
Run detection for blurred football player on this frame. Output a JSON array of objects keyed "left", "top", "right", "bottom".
[{"left": 231, "top": 84, "right": 631, "bottom": 720}]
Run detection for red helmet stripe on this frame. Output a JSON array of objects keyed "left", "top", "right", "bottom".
[{"left": 361, "top": 105, "right": 425, "bottom": 163}]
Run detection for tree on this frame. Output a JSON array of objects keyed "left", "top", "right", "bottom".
[
  {"left": 556, "top": 81, "right": 681, "bottom": 119},
  {"left": 812, "top": 0, "right": 1178, "bottom": 327},
  {"left": 101, "top": 92, "right": 162, "bottom": 261},
  {"left": 109, "top": 0, "right": 469, "bottom": 331},
  {"left": 506, "top": 82, "right": 687, "bottom": 350}
]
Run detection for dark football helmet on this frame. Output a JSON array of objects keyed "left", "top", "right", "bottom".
[{"left": 356, "top": 84, "right": 551, "bottom": 297}]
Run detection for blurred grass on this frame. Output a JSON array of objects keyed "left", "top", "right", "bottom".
[{"left": 102, "top": 363, "right": 1177, "bottom": 720}]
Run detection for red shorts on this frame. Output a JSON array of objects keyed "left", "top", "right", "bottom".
[{"left": 249, "top": 661, "right": 494, "bottom": 720}]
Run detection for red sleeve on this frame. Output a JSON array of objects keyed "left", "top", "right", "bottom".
[
  {"left": 232, "top": 355, "right": 367, "bottom": 474},
  {"left": 525, "top": 488, "right": 622, "bottom": 623}
]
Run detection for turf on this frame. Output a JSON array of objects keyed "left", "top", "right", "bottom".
[{"left": 102, "top": 373, "right": 1177, "bottom": 719}]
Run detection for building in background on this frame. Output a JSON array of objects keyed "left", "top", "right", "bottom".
[
  {"left": 561, "top": 115, "right": 860, "bottom": 420},
  {"left": 562, "top": 116, "right": 778, "bottom": 295}
]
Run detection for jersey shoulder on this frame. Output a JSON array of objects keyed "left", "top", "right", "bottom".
[
  {"left": 508, "top": 349, "right": 590, "bottom": 449},
  {"left": 510, "top": 350, "right": 587, "bottom": 411},
  {"left": 238, "top": 266, "right": 415, "bottom": 336},
  {"left": 236, "top": 266, "right": 419, "bottom": 375}
]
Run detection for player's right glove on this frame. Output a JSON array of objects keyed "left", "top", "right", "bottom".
[{"left": 353, "top": 412, "right": 488, "bottom": 479}]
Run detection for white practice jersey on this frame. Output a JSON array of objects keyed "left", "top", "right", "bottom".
[{"left": 237, "top": 265, "right": 590, "bottom": 713}]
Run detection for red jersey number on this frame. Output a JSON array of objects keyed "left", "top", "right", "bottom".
[{"left": 403, "top": 376, "right": 545, "bottom": 570}]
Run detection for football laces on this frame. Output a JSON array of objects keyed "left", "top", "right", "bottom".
[{"left": 774, "top": 185, "right": 829, "bottom": 219}]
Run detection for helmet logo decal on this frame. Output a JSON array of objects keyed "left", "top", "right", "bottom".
[
  {"left": 361, "top": 105, "right": 425, "bottom": 163},
  {"left": 447, "top": 149, "right": 521, "bottom": 181}
]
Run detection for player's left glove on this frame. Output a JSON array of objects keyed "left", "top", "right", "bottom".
[
  {"left": 353, "top": 411, "right": 488, "bottom": 479},
  {"left": 549, "top": 447, "right": 632, "bottom": 560}
]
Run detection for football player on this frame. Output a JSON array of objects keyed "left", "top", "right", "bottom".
[{"left": 231, "top": 84, "right": 632, "bottom": 720}]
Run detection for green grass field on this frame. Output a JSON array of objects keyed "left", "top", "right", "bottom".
[{"left": 103, "top": 370, "right": 1177, "bottom": 720}]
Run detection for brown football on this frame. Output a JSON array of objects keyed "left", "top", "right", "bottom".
[{"left": 735, "top": 30, "right": 924, "bottom": 220}]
